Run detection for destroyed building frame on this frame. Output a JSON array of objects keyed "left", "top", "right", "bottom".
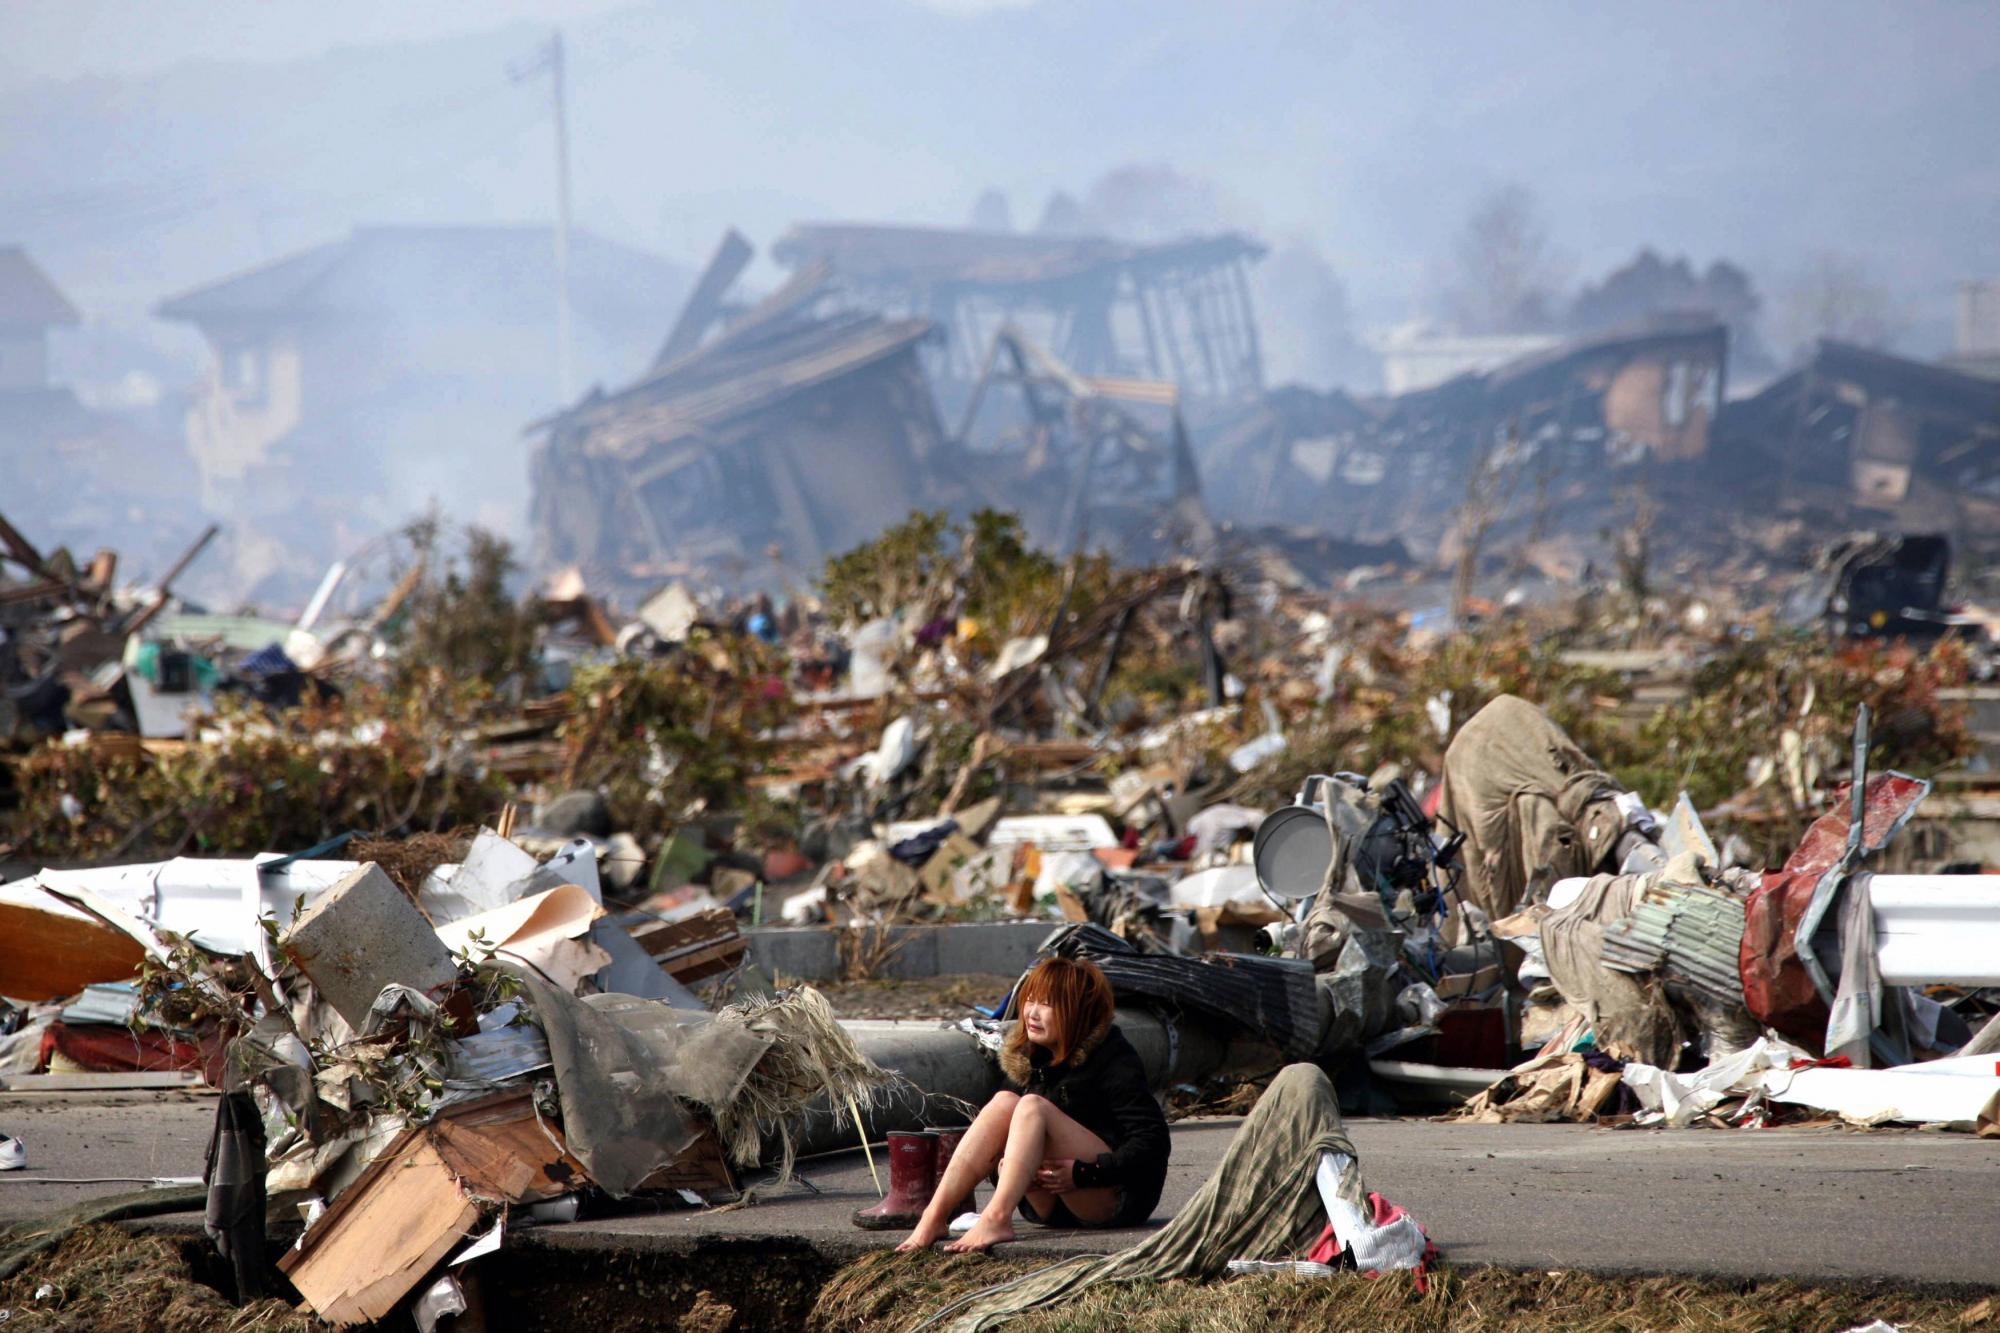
[{"left": 771, "top": 223, "right": 1269, "bottom": 402}]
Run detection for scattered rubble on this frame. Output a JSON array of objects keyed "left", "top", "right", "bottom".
[{"left": 5, "top": 491, "right": 2000, "bottom": 1328}]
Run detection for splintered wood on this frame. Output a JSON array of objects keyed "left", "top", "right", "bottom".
[
  {"left": 280, "top": 1089, "right": 584, "bottom": 1326},
  {"left": 627, "top": 907, "right": 746, "bottom": 983}
]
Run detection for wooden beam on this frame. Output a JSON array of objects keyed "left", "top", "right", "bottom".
[
  {"left": 1229, "top": 258, "right": 1265, "bottom": 392},
  {"left": 652, "top": 229, "right": 754, "bottom": 369}
]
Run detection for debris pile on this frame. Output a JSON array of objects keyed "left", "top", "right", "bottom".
[
  {"left": 1449, "top": 704, "right": 2000, "bottom": 1135},
  {"left": 4, "top": 489, "right": 2000, "bottom": 1324},
  {"left": 0, "top": 825, "right": 891, "bottom": 1326}
]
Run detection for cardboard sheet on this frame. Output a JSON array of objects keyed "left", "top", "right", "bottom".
[{"left": 434, "top": 885, "right": 610, "bottom": 992}]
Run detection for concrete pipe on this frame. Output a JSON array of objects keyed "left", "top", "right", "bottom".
[{"left": 780, "top": 1007, "right": 1231, "bottom": 1161}]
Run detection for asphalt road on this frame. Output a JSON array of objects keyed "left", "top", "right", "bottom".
[
  {"left": 8, "top": 1091, "right": 1994, "bottom": 1287},
  {"left": 0, "top": 1090, "right": 213, "bottom": 1220}
]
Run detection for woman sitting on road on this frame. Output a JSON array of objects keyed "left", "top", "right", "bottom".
[{"left": 897, "top": 955, "right": 1171, "bottom": 1253}]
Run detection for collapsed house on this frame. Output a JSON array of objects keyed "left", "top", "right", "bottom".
[
  {"left": 530, "top": 298, "right": 941, "bottom": 585},
  {"left": 529, "top": 234, "right": 1219, "bottom": 594},
  {"left": 771, "top": 222, "right": 1268, "bottom": 402},
  {"left": 941, "top": 327, "right": 1212, "bottom": 562},
  {"left": 157, "top": 226, "right": 690, "bottom": 602},
  {"left": 530, "top": 219, "right": 2000, "bottom": 601},
  {"left": 1187, "top": 319, "right": 1730, "bottom": 569},
  {"left": 1193, "top": 384, "right": 1379, "bottom": 533},
  {"left": 1719, "top": 340, "right": 2000, "bottom": 559},
  {"left": 1194, "top": 321, "right": 2000, "bottom": 587}
]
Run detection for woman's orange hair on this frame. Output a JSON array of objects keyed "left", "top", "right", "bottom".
[{"left": 1013, "top": 956, "right": 1114, "bottom": 1066}]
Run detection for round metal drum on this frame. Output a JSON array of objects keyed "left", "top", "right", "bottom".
[{"left": 1252, "top": 804, "right": 1334, "bottom": 900}]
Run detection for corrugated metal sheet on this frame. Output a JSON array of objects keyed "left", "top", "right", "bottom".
[
  {"left": 1601, "top": 880, "right": 1746, "bottom": 1005},
  {"left": 59, "top": 982, "right": 145, "bottom": 1027},
  {"left": 448, "top": 1025, "right": 553, "bottom": 1084}
]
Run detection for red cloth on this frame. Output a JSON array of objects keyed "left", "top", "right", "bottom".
[
  {"left": 39, "top": 1022, "right": 217, "bottom": 1080},
  {"left": 1305, "top": 1191, "right": 1442, "bottom": 1293},
  {"left": 1788, "top": 1054, "right": 1853, "bottom": 1071},
  {"left": 1739, "top": 774, "right": 1928, "bottom": 1050}
]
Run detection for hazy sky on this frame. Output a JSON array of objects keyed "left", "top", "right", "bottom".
[
  {"left": 4, "top": 0, "right": 1995, "bottom": 353},
  {"left": 1, "top": 1, "right": 636, "bottom": 82}
]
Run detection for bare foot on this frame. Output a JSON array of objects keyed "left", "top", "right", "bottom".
[
  {"left": 943, "top": 1216, "right": 1017, "bottom": 1253},
  {"left": 895, "top": 1218, "right": 948, "bottom": 1252}
]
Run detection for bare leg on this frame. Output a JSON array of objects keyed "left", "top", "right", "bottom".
[
  {"left": 946, "top": 1095, "right": 1116, "bottom": 1252},
  {"left": 895, "top": 1092, "right": 1018, "bottom": 1251}
]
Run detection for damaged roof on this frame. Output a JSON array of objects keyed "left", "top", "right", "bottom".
[
  {"left": 155, "top": 225, "right": 688, "bottom": 327},
  {"left": 0, "top": 246, "right": 80, "bottom": 328},
  {"left": 1805, "top": 339, "right": 2000, "bottom": 420},
  {"left": 1484, "top": 319, "right": 1728, "bottom": 397},
  {"left": 771, "top": 223, "right": 1265, "bottom": 289},
  {"left": 541, "top": 310, "right": 934, "bottom": 460}
]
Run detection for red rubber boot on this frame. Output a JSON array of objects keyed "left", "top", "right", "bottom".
[
  {"left": 851, "top": 1131, "right": 938, "bottom": 1230},
  {"left": 930, "top": 1127, "right": 976, "bottom": 1220}
]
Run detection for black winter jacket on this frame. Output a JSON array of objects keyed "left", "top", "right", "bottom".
[{"left": 999, "top": 1017, "right": 1170, "bottom": 1224}]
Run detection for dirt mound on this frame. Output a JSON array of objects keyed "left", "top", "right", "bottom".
[
  {"left": 0, "top": 1225, "right": 317, "bottom": 1333},
  {"left": 809, "top": 1249, "right": 1998, "bottom": 1332}
]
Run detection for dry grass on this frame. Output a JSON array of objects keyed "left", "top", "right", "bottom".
[
  {"left": 1166, "top": 1078, "right": 1267, "bottom": 1123},
  {"left": 809, "top": 1251, "right": 2000, "bottom": 1332},
  {"left": 815, "top": 974, "right": 1015, "bottom": 1021},
  {"left": 712, "top": 984, "right": 898, "bottom": 1185},
  {"left": 677, "top": 1290, "right": 739, "bottom": 1333},
  {"left": 348, "top": 828, "right": 474, "bottom": 899},
  {"left": 0, "top": 1224, "right": 320, "bottom": 1333},
  {"left": 837, "top": 924, "right": 909, "bottom": 983},
  {"left": 809, "top": 1250, "right": 1029, "bottom": 1331}
]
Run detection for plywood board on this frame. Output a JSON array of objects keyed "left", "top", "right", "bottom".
[
  {"left": 280, "top": 1136, "right": 479, "bottom": 1326},
  {"left": 428, "top": 1090, "right": 586, "bottom": 1203}
]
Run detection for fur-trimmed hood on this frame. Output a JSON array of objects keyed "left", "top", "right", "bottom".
[{"left": 998, "top": 1006, "right": 1115, "bottom": 1085}]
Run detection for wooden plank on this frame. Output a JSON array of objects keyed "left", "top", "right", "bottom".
[
  {"left": 0, "top": 510, "right": 49, "bottom": 573},
  {"left": 628, "top": 908, "right": 736, "bottom": 955},
  {"left": 427, "top": 1088, "right": 586, "bottom": 1203},
  {"left": 281, "top": 1088, "right": 598, "bottom": 1323},
  {"left": 281, "top": 1137, "right": 480, "bottom": 1327},
  {"left": 656, "top": 938, "right": 746, "bottom": 984},
  {"left": 652, "top": 228, "right": 754, "bottom": 368},
  {"left": 628, "top": 910, "right": 746, "bottom": 983},
  {"left": 0, "top": 577, "right": 67, "bottom": 607}
]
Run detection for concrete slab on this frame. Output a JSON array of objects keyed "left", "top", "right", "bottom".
[{"left": 282, "top": 862, "right": 456, "bottom": 1028}]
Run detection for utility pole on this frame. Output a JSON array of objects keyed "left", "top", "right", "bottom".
[
  {"left": 515, "top": 31, "right": 575, "bottom": 403},
  {"left": 549, "top": 29, "right": 574, "bottom": 404}
]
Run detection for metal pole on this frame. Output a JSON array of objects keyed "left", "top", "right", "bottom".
[{"left": 550, "top": 30, "right": 574, "bottom": 404}]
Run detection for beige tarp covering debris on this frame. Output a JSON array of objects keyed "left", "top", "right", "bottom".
[
  {"left": 1437, "top": 695, "right": 1628, "bottom": 925},
  {"left": 1540, "top": 871, "right": 1685, "bottom": 1065},
  {"left": 1457, "top": 1051, "right": 1626, "bottom": 1126}
]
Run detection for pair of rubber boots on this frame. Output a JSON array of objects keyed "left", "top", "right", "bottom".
[{"left": 851, "top": 1128, "right": 974, "bottom": 1230}]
